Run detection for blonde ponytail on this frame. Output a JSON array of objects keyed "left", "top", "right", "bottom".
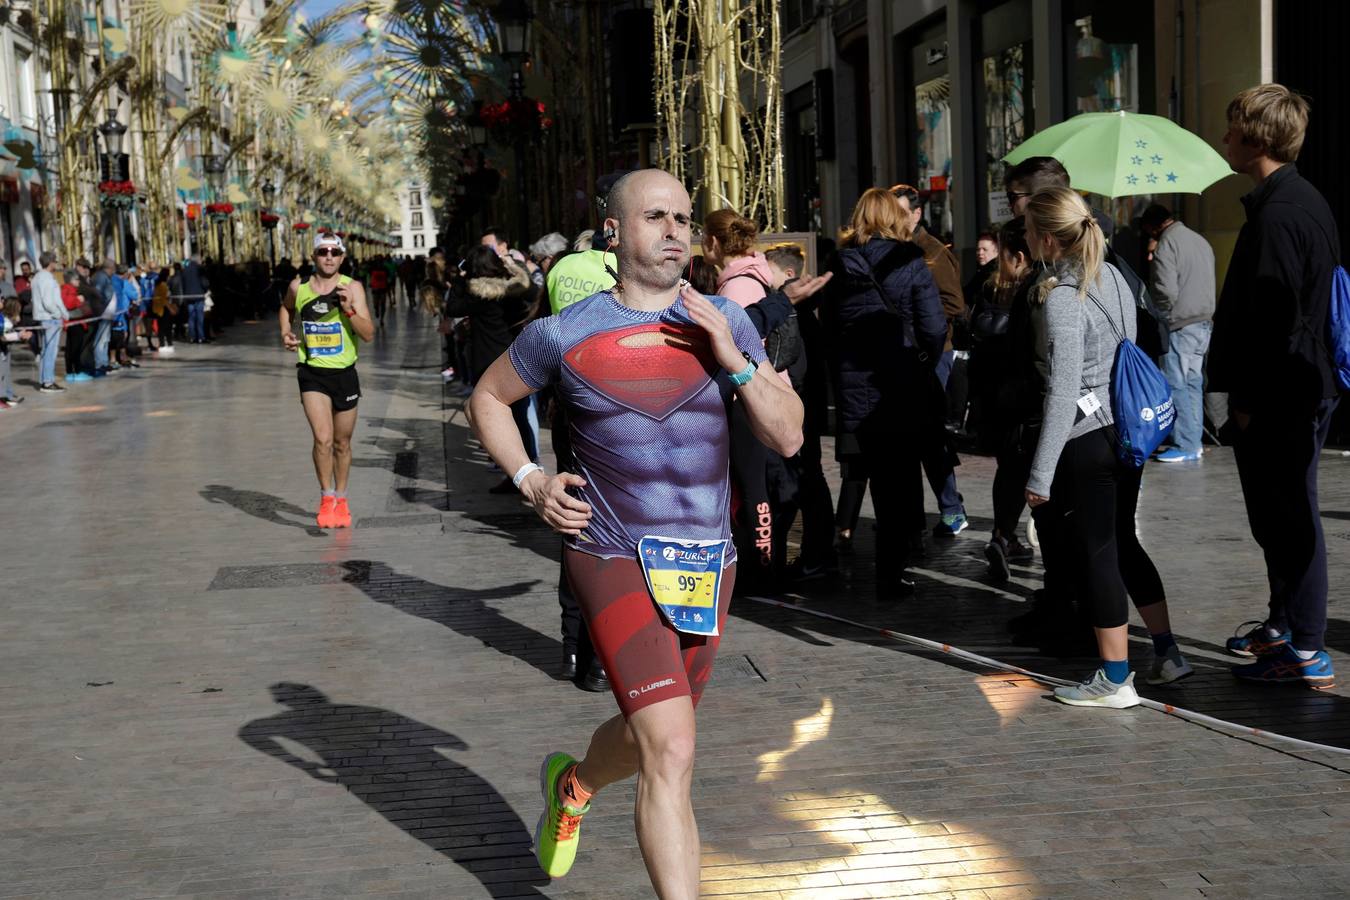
[{"left": 1025, "top": 187, "right": 1105, "bottom": 300}]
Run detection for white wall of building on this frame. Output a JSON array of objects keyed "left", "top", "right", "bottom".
[{"left": 391, "top": 183, "right": 436, "bottom": 257}]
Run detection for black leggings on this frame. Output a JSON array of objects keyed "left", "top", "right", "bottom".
[
  {"left": 1037, "top": 428, "right": 1165, "bottom": 629},
  {"left": 991, "top": 423, "right": 1033, "bottom": 539},
  {"left": 853, "top": 427, "right": 923, "bottom": 570},
  {"left": 154, "top": 313, "right": 174, "bottom": 346},
  {"left": 835, "top": 455, "right": 868, "bottom": 534},
  {"left": 64, "top": 325, "right": 87, "bottom": 375}
]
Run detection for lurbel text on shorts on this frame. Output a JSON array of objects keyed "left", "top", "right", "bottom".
[{"left": 639, "top": 677, "right": 677, "bottom": 694}]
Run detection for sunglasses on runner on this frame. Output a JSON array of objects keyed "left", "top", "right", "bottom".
[{"left": 314, "top": 248, "right": 344, "bottom": 258}]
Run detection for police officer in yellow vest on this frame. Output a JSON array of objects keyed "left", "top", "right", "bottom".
[{"left": 280, "top": 232, "right": 375, "bottom": 528}]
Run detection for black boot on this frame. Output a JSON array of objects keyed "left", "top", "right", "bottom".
[
  {"left": 559, "top": 651, "right": 578, "bottom": 682},
  {"left": 579, "top": 665, "right": 609, "bottom": 692}
]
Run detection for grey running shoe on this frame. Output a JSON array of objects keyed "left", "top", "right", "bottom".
[
  {"left": 1053, "top": 669, "right": 1140, "bottom": 708},
  {"left": 1145, "top": 645, "right": 1194, "bottom": 685}
]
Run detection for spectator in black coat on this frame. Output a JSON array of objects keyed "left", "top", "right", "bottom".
[
  {"left": 443, "top": 246, "right": 533, "bottom": 489},
  {"left": 1208, "top": 84, "right": 1342, "bottom": 689},
  {"left": 822, "top": 187, "right": 946, "bottom": 596}
]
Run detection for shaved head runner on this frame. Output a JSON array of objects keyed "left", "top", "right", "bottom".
[{"left": 469, "top": 169, "right": 803, "bottom": 897}]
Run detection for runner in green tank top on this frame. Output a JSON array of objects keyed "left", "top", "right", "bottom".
[{"left": 279, "top": 232, "right": 375, "bottom": 528}]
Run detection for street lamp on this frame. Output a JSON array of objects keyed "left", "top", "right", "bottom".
[
  {"left": 98, "top": 108, "right": 126, "bottom": 158},
  {"left": 261, "top": 178, "right": 277, "bottom": 267},
  {"left": 98, "top": 108, "right": 129, "bottom": 260},
  {"left": 495, "top": 0, "right": 533, "bottom": 69},
  {"left": 467, "top": 100, "right": 488, "bottom": 149},
  {"left": 200, "top": 153, "right": 228, "bottom": 260},
  {"left": 494, "top": 0, "right": 532, "bottom": 243}
]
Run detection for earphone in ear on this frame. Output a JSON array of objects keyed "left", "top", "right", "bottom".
[{"left": 604, "top": 227, "right": 617, "bottom": 244}]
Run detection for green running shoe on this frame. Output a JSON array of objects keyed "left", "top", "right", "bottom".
[{"left": 533, "top": 752, "right": 591, "bottom": 878}]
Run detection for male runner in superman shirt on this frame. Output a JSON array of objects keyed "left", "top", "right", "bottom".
[{"left": 469, "top": 169, "right": 802, "bottom": 898}]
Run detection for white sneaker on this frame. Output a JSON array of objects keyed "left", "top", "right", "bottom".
[
  {"left": 1145, "top": 645, "right": 1194, "bottom": 685},
  {"left": 1053, "top": 669, "right": 1140, "bottom": 708}
]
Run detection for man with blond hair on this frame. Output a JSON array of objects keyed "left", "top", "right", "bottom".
[{"left": 1208, "top": 84, "right": 1341, "bottom": 689}]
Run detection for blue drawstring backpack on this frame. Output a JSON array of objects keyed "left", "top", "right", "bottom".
[
  {"left": 1086, "top": 269, "right": 1175, "bottom": 468},
  {"left": 1328, "top": 265, "right": 1350, "bottom": 391}
]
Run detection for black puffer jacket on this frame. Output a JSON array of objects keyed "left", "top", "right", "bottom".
[
  {"left": 822, "top": 238, "right": 946, "bottom": 434},
  {"left": 442, "top": 258, "right": 530, "bottom": 379}
]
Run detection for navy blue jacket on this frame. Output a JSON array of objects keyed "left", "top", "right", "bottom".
[
  {"left": 822, "top": 238, "right": 946, "bottom": 434},
  {"left": 1209, "top": 164, "right": 1341, "bottom": 409},
  {"left": 178, "top": 261, "right": 210, "bottom": 301}
]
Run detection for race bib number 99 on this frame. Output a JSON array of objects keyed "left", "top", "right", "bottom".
[
  {"left": 638, "top": 536, "right": 727, "bottom": 636},
  {"left": 303, "top": 321, "right": 345, "bottom": 356}
]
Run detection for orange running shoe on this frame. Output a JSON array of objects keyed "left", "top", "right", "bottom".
[
  {"left": 331, "top": 497, "right": 352, "bottom": 528},
  {"left": 316, "top": 495, "right": 337, "bottom": 528}
]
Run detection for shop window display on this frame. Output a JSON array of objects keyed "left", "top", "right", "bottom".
[
  {"left": 914, "top": 75, "right": 952, "bottom": 238},
  {"left": 1066, "top": 9, "right": 1154, "bottom": 237},
  {"left": 983, "top": 44, "right": 1028, "bottom": 225}
]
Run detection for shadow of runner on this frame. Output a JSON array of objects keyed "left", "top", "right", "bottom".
[
  {"left": 201, "top": 484, "right": 325, "bottom": 536},
  {"left": 341, "top": 561, "right": 560, "bottom": 679},
  {"left": 238, "top": 683, "right": 548, "bottom": 896}
]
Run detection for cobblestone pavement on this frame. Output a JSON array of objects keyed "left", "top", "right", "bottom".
[{"left": 2, "top": 313, "right": 1348, "bottom": 899}]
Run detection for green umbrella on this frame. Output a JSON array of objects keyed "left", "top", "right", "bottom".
[{"left": 1003, "top": 110, "right": 1234, "bottom": 197}]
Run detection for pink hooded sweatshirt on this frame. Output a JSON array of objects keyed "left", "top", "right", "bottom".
[
  {"left": 714, "top": 252, "right": 791, "bottom": 384},
  {"left": 715, "top": 252, "right": 777, "bottom": 308}
]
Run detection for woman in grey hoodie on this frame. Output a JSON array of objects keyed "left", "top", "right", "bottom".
[{"left": 1023, "top": 188, "right": 1190, "bottom": 709}]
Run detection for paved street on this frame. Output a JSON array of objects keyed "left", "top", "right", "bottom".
[{"left": 3, "top": 314, "right": 1349, "bottom": 899}]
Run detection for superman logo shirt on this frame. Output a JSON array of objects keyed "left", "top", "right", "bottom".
[{"left": 508, "top": 290, "right": 766, "bottom": 561}]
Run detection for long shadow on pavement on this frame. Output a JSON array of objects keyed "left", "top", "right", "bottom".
[
  {"left": 201, "top": 484, "right": 325, "bottom": 537},
  {"left": 341, "top": 561, "right": 561, "bottom": 679},
  {"left": 739, "top": 513, "right": 1350, "bottom": 751},
  {"left": 238, "top": 682, "right": 548, "bottom": 897}
]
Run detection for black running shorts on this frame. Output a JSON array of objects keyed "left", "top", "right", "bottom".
[{"left": 296, "top": 363, "right": 361, "bottom": 411}]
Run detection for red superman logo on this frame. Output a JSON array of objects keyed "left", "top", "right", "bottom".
[{"left": 564, "top": 323, "right": 718, "bottom": 419}]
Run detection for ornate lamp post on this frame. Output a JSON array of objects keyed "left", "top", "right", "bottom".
[
  {"left": 260, "top": 178, "right": 277, "bottom": 267},
  {"left": 467, "top": 101, "right": 488, "bottom": 150},
  {"left": 200, "top": 152, "right": 228, "bottom": 260},
  {"left": 98, "top": 108, "right": 129, "bottom": 260},
  {"left": 294, "top": 194, "right": 310, "bottom": 261},
  {"left": 495, "top": 0, "right": 532, "bottom": 241}
]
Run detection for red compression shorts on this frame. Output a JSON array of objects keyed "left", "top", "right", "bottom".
[{"left": 563, "top": 548, "right": 735, "bottom": 718}]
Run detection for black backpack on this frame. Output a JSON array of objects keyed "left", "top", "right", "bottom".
[{"left": 726, "top": 273, "right": 804, "bottom": 375}]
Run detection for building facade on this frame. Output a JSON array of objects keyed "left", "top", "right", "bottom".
[
  {"left": 0, "top": 9, "right": 47, "bottom": 271},
  {"left": 779, "top": 0, "right": 1342, "bottom": 276},
  {"left": 391, "top": 183, "right": 438, "bottom": 258}
]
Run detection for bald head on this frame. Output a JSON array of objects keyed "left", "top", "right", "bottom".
[
  {"left": 602, "top": 168, "right": 692, "bottom": 293},
  {"left": 604, "top": 169, "right": 688, "bottom": 228}
]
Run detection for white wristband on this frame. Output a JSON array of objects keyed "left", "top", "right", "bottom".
[{"left": 512, "top": 462, "right": 544, "bottom": 489}]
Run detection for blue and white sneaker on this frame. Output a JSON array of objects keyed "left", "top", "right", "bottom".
[
  {"left": 1155, "top": 447, "right": 1202, "bottom": 463},
  {"left": 1145, "top": 645, "right": 1194, "bottom": 685},
  {"left": 1053, "top": 669, "right": 1141, "bottom": 708},
  {"left": 1231, "top": 644, "right": 1335, "bottom": 690},
  {"left": 933, "top": 513, "right": 969, "bottom": 537},
  {"left": 1225, "top": 620, "right": 1291, "bottom": 658}
]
